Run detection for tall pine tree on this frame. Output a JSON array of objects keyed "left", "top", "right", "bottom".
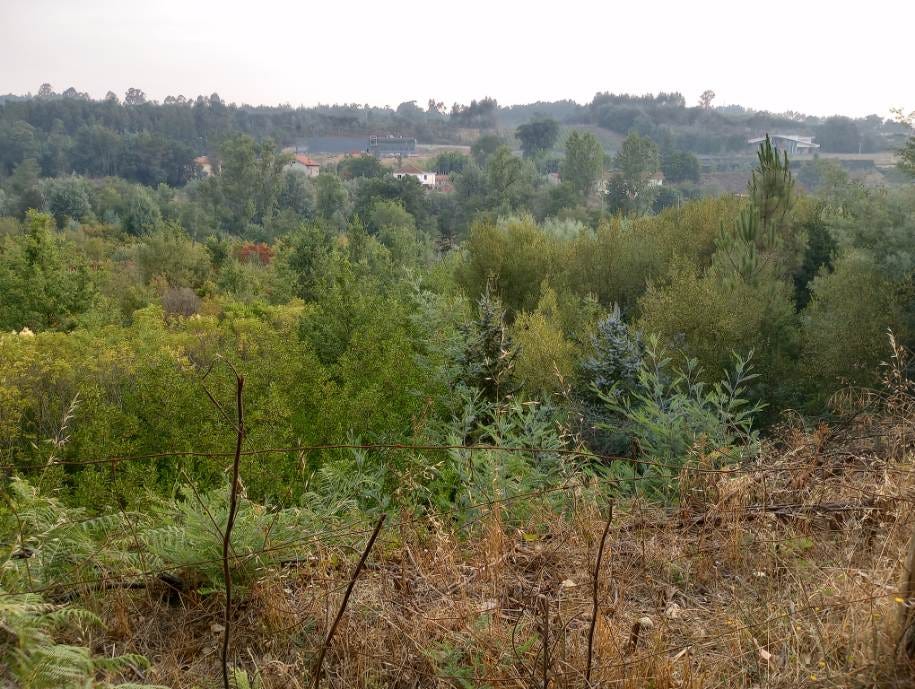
[{"left": 714, "top": 135, "right": 795, "bottom": 285}]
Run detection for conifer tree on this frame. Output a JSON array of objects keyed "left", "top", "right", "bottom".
[
  {"left": 347, "top": 214, "right": 370, "bottom": 265},
  {"left": 749, "top": 134, "right": 795, "bottom": 241},
  {"left": 580, "top": 304, "right": 644, "bottom": 403},
  {"left": 458, "top": 285, "right": 517, "bottom": 404},
  {"left": 714, "top": 135, "right": 795, "bottom": 284}
]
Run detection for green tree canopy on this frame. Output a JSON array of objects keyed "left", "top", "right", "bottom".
[
  {"left": 898, "top": 137, "right": 915, "bottom": 177},
  {"left": 0, "top": 210, "right": 94, "bottom": 330},
  {"left": 205, "top": 134, "right": 291, "bottom": 234},
  {"left": 516, "top": 118, "right": 560, "bottom": 159},
  {"left": 337, "top": 154, "right": 386, "bottom": 180},
  {"left": 561, "top": 131, "right": 604, "bottom": 198},
  {"left": 471, "top": 134, "right": 506, "bottom": 167},
  {"left": 43, "top": 175, "right": 94, "bottom": 227},
  {"left": 485, "top": 147, "right": 536, "bottom": 213},
  {"left": 661, "top": 149, "right": 700, "bottom": 184},
  {"left": 801, "top": 251, "right": 907, "bottom": 403},
  {"left": 6, "top": 158, "right": 44, "bottom": 217},
  {"left": 314, "top": 173, "right": 349, "bottom": 225},
  {"left": 613, "top": 133, "right": 659, "bottom": 192}
]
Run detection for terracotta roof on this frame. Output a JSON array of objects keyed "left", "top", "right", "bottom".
[
  {"left": 293, "top": 154, "right": 320, "bottom": 167},
  {"left": 194, "top": 156, "right": 210, "bottom": 165}
]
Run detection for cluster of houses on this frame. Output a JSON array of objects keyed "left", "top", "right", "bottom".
[
  {"left": 193, "top": 150, "right": 667, "bottom": 194},
  {"left": 192, "top": 132, "right": 821, "bottom": 194},
  {"left": 192, "top": 135, "right": 450, "bottom": 190}
]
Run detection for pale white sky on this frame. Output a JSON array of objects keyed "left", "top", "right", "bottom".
[{"left": 1, "top": 0, "right": 911, "bottom": 117}]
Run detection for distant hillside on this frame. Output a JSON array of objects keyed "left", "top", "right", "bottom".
[
  {"left": 0, "top": 88, "right": 909, "bottom": 184},
  {"left": 496, "top": 93, "right": 909, "bottom": 155}
]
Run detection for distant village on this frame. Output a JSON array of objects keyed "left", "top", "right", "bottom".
[
  {"left": 193, "top": 135, "right": 459, "bottom": 191},
  {"left": 190, "top": 130, "right": 868, "bottom": 197}
]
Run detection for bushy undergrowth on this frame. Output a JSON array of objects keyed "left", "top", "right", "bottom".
[
  {"left": 597, "top": 338, "right": 763, "bottom": 497},
  {"left": 0, "top": 590, "right": 160, "bottom": 689},
  {"left": 0, "top": 479, "right": 165, "bottom": 689},
  {"left": 0, "top": 134, "right": 913, "bottom": 687}
]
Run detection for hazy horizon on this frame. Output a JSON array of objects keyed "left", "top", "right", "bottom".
[{"left": 2, "top": 0, "right": 912, "bottom": 119}]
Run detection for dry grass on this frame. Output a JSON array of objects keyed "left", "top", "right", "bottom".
[{"left": 77, "top": 396, "right": 915, "bottom": 688}]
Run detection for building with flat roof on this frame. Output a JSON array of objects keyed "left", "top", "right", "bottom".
[
  {"left": 368, "top": 135, "right": 416, "bottom": 158},
  {"left": 748, "top": 134, "right": 820, "bottom": 155}
]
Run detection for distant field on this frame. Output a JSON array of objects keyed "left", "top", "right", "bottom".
[
  {"left": 415, "top": 143, "right": 472, "bottom": 155},
  {"left": 559, "top": 123, "right": 626, "bottom": 152},
  {"left": 815, "top": 150, "right": 899, "bottom": 167},
  {"left": 701, "top": 150, "right": 899, "bottom": 167}
]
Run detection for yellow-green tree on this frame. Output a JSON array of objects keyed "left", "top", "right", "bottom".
[{"left": 513, "top": 289, "right": 577, "bottom": 396}]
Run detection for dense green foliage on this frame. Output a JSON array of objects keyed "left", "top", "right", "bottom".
[
  {"left": 0, "top": 98, "right": 913, "bottom": 688},
  {"left": 0, "top": 85, "right": 912, "bottom": 542},
  {"left": 516, "top": 117, "right": 560, "bottom": 159}
]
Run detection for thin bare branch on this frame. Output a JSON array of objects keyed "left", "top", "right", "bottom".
[
  {"left": 586, "top": 503, "right": 614, "bottom": 685},
  {"left": 311, "top": 513, "right": 387, "bottom": 689}
]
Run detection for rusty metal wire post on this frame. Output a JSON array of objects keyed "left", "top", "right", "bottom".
[
  {"left": 586, "top": 504, "right": 613, "bottom": 686},
  {"left": 221, "top": 373, "right": 245, "bottom": 689},
  {"left": 311, "top": 513, "right": 387, "bottom": 689}
]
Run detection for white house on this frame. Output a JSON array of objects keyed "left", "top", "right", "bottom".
[
  {"left": 288, "top": 154, "right": 321, "bottom": 177},
  {"left": 393, "top": 164, "right": 436, "bottom": 188},
  {"left": 747, "top": 134, "right": 820, "bottom": 155}
]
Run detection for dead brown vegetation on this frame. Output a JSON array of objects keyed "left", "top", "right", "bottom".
[
  {"left": 59, "top": 342, "right": 915, "bottom": 689},
  {"left": 67, "top": 419, "right": 915, "bottom": 688}
]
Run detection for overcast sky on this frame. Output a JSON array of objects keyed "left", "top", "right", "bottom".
[{"left": 1, "top": 0, "right": 911, "bottom": 117}]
